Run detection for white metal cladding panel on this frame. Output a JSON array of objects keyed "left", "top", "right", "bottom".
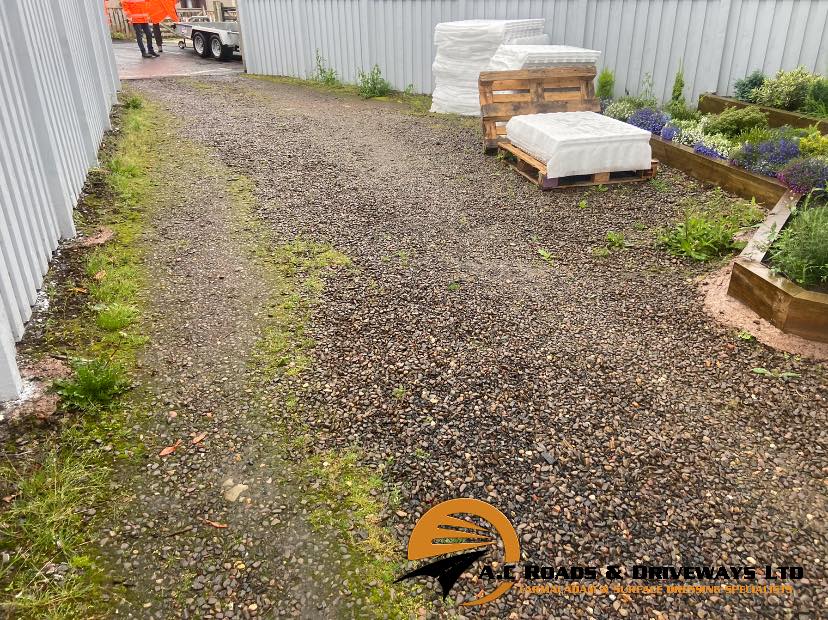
[
  {"left": 239, "top": 0, "right": 827, "bottom": 103},
  {"left": 0, "top": 0, "right": 119, "bottom": 399}
]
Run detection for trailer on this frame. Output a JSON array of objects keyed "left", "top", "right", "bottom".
[{"left": 175, "top": 20, "right": 240, "bottom": 61}]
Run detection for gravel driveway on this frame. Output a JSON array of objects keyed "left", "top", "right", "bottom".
[{"left": 125, "top": 75, "right": 826, "bottom": 619}]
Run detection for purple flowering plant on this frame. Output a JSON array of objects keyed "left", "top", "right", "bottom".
[
  {"left": 730, "top": 138, "right": 800, "bottom": 176},
  {"left": 777, "top": 157, "right": 828, "bottom": 194},
  {"left": 627, "top": 108, "right": 670, "bottom": 134},
  {"left": 660, "top": 124, "right": 679, "bottom": 141}
]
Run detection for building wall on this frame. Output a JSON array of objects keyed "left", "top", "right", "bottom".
[
  {"left": 237, "top": 0, "right": 827, "bottom": 104},
  {"left": 0, "top": 0, "right": 119, "bottom": 400}
]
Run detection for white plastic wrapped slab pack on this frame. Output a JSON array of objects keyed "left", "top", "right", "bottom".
[
  {"left": 506, "top": 112, "right": 652, "bottom": 178},
  {"left": 430, "top": 19, "right": 546, "bottom": 115},
  {"left": 487, "top": 45, "right": 602, "bottom": 71}
]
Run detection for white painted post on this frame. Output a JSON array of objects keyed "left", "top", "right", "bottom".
[{"left": 0, "top": 301, "right": 22, "bottom": 401}]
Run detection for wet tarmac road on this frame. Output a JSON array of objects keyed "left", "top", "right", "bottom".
[{"left": 114, "top": 40, "right": 243, "bottom": 80}]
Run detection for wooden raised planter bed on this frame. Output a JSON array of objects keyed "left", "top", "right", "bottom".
[
  {"left": 649, "top": 136, "right": 786, "bottom": 205},
  {"left": 698, "top": 93, "right": 828, "bottom": 133},
  {"left": 727, "top": 191, "right": 828, "bottom": 343}
]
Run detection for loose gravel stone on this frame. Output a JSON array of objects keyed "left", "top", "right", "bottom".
[{"left": 114, "top": 75, "right": 828, "bottom": 619}]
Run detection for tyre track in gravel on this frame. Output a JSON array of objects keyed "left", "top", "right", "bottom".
[{"left": 132, "top": 76, "right": 827, "bottom": 619}]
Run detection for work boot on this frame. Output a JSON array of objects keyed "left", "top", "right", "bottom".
[
  {"left": 149, "top": 50, "right": 159, "bottom": 57},
  {"left": 141, "top": 53, "right": 152, "bottom": 58},
  {"left": 157, "top": 48, "right": 163, "bottom": 53}
]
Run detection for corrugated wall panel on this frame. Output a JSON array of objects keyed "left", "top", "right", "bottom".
[
  {"left": 0, "top": 0, "right": 119, "bottom": 400},
  {"left": 239, "top": 0, "right": 827, "bottom": 103}
]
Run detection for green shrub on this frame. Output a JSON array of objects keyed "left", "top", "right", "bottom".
[
  {"left": 660, "top": 191, "right": 763, "bottom": 261},
  {"left": 702, "top": 106, "right": 768, "bottom": 139},
  {"left": 53, "top": 358, "right": 130, "bottom": 411},
  {"left": 596, "top": 68, "right": 615, "bottom": 100},
  {"left": 802, "top": 77, "right": 828, "bottom": 117},
  {"left": 752, "top": 67, "right": 817, "bottom": 111},
  {"left": 770, "top": 205, "right": 828, "bottom": 287},
  {"left": 312, "top": 50, "right": 339, "bottom": 86},
  {"left": 671, "top": 63, "right": 685, "bottom": 103},
  {"left": 734, "top": 70, "right": 766, "bottom": 103},
  {"left": 357, "top": 65, "right": 391, "bottom": 98},
  {"left": 664, "top": 98, "right": 701, "bottom": 121},
  {"left": 799, "top": 126, "right": 828, "bottom": 156}
]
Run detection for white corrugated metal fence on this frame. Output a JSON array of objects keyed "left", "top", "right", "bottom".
[
  {"left": 237, "top": 0, "right": 828, "bottom": 105},
  {"left": 0, "top": 0, "right": 119, "bottom": 399}
]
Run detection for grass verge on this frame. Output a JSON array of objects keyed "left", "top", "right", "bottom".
[{"left": 0, "top": 93, "right": 158, "bottom": 618}]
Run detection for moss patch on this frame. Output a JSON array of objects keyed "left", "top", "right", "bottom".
[{"left": 226, "top": 177, "right": 426, "bottom": 617}]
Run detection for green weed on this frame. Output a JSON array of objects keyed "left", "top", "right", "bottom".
[
  {"left": 53, "top": 358, "right": 130, "bottom": 412},
  {"left": 578, "top": 199, "right": 588, "bottom": 209},
  {"left": 357, "top": 64, "right": 392, "bottom": 98},
  {"left": 95, "top": 302, "right": 139, "bottom": 331},
  {"left": 660, "top": 190, "right": 763, "bottom": 261},
  {"left": 312, "top": 49, "right": 339, "bottom": 86},
  {"left": 392, "top": 385, "right": 407, "bottom": 399},
  {"left": 650, "top": 177, "right": 669, "bottom": 192},
  {"left": 396, "top": 250, "right": 411, "bottom": 266},
  {"left": 605, "top": 231, "right": 626, "bottom": 249},
  {"left": 123, "top": 95, "right": 143, "bottom": 110},
  {"left": 447, "top": 281, "right": 461, "bottom": 292},
  {"left": 537, "top": 248, "right": 555, "bottom": 263},
  {"left": 752, "top": 367, "right": 800, "bottom": 381}
]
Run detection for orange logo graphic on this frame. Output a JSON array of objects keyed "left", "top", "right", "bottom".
[{"left": 396, "top": 498, "right": 520, "bottom": 606}]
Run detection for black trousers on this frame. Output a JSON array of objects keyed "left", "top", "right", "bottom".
[
  {"left": 133, "top": 23, "right": 155, "bottom": 55},
  {"left": 152, "top": 24, "right": 163, "bottom": 50}
]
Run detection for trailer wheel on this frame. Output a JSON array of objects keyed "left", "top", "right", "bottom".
[
  {"left": 177, "top": 39, "right": 186, "bottom": 49},
  {"left": 192, "top": 31, "right": 209, "bottom": 58},
  {"left": 209, "top": 34, "right": 233, "bottom": 61}
]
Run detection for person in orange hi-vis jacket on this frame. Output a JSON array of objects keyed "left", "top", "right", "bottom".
[
  {"left": 122, "top": 0, "right": 158, "bottom": 58},
  {"left": 147, "top": 0, "right": 179, "bottom": 55}
]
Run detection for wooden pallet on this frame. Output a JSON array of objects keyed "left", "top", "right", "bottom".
[
  {"left": 478, "top": 66, "right": 600, "bottom": 152},
  {"left": 498, "top": 142, "right": 658, "bottom": 190}
]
